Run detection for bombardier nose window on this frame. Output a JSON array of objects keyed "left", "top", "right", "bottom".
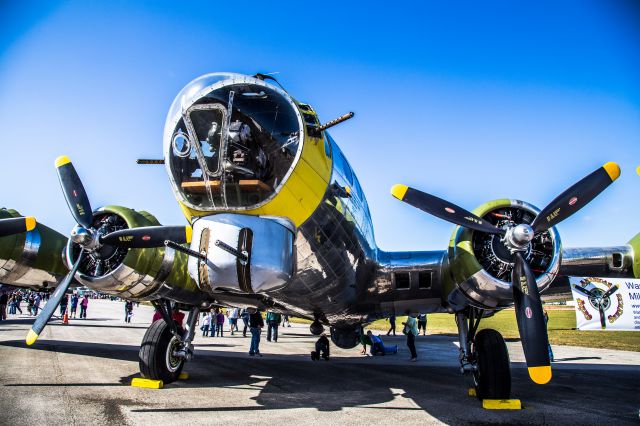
[{"left": 167, "top": 79, "right": 302, "bottom": 211}]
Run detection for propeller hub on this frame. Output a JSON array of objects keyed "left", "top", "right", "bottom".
[
  {"left": 503, "top": 223, "right": 534, "bottom": 252},
  {"left": 70, "top": 226, "right": 101, "bottom": 252}
]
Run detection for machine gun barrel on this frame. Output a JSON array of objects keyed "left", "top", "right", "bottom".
[{"left": 318, "top": 112, "right": 354, "bottom": 132}]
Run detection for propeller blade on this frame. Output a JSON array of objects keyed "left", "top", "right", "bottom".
[
  {"left": 0, "top": 217, "right": 36, "bottom": 237},
  {"left": 512, "top": 252, "right": 552, "bottom": 384},
  {"left": 55, "top": 156, "right": 94, "bottom": 229},
  {"left": 26, "top": 250, "right": 85, "bottom": 345},
  {"left": 597, "top": 303, "right": 607, "bottom": 329},
  {"left": 531, "top": 162, "right": 620, "bottom": 233},
  {"left": 573, "top": 285, "right": 595, "bottom": 298},
  {"left": 602, "top": 285, "right": 618, "bottom": 299},
  {"left": 99, "top": 226, "right": 193, "bottom": 248},
  {"left": 391, "top": 184, "right": 504, "bottom": 235}
]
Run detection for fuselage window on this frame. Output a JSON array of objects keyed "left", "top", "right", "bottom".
[
  {"left": 394, "top": 272, "right": 410, "bottom": 290},
  {"left": 418, "top": 271, "right": 432, "bottom": 289}
]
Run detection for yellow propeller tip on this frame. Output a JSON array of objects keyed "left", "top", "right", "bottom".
[
  {"left": 602, "top": 162, "right": 620, "bottom": 181},
  {"left": 528, "top": 365, "right": 552, "bottom": 384},
  {"left": 55, "top": 155, "right": 71, "bottom": 168},
  {"left": 25, "top": 329, "right": 39, "bottom": 346},
  {"left": 636, "top": 166, "right": 640, "bottom": 176},
  {"left": 25, "top": 216, "right": 37, "bottom": 231},
  {"left": 390, "top": 184, "right": 409, "bottom": 200}
]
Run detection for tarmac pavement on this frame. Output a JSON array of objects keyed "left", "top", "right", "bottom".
[{"left": 0, "top": 299, "right": 638, "bottom": 425}]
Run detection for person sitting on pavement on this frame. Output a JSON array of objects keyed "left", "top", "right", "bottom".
[
  {"left": 367, "top": 330, "right": 397, "bottom": 356},
  {"left": 360, "top": 330, "right": 373, "bottom": 355},
  {"left": 311, "top": 333, "right": 330, "bottom": 361}
]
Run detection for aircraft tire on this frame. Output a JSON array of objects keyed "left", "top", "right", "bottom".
[
  {"left": 139, "top": 319, "right": 184, "bottom": 384},
  {"left": 472, "top": 328, "right": 511, "bottom": 400}
]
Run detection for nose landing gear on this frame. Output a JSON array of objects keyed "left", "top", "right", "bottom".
[
  {"left": 139, "top": 300, "right": 200, "bottom": 384},
  {"left": 456, "top": 308, "right": 511, "bottom": 400}
]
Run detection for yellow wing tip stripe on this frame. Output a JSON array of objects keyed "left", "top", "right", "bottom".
[
  {"left": 25, "top": 217, "right": 37, "bottom": 231},
  {"left": 528, "top": 365, "right": 552, "bottom": 384},
  {"left": 55, "top": 155, "right": 71, "bottom": 168},
  {"left": 26, "top": 329, "right": 39, "bottom": 346},
  {"left": 603, "top": 162, "right": 620, "bottom": 181},
  {"left": 185, "top": 226, "right": 192, "bottom": 244},
  {"left": 390, "top": 184, "right": 409, "bottom": 200}
]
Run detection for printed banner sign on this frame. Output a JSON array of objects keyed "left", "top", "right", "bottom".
[{"left": 569, "top": 277, "right": 640, "bottom": 331}]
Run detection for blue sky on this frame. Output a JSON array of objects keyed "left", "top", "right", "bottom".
[{"left": 1, "top": 1, "right": 638, "bottom": 251}]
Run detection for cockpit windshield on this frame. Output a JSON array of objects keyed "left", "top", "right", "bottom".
[{"left": 164, "top": 74, "right": 303, "bottom": 211}]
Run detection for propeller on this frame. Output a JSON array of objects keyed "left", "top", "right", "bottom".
[
  {"left": 391, "top": 162, "right": 621, "bottom": 385},
  {"left": 512, "top": 252, "right": 551, "bottom": 384},
  {"left": 574, "top": 284, "right": 618, "bottom": 329},
  {"left": 391, "top": 185, "right": 504, "bottom": 235},
  {"left": 25, "top": 156, "right": 192, "bottom": 345},
  {"left": 0, "top": 216, "right": 37, "bottom": 237},
  {"left": 55, "top": 155, "right": 191, "bottom": 250},
  {"left": 26, "top": 250, "right": 85, "bottom": 345}
]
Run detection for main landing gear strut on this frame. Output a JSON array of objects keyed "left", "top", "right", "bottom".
[
  {"left": 139, "top": 299, "right": 200, "bottom": 383},
  {"left": 456, "top": 307, "right": 511, "bottom": 400}
]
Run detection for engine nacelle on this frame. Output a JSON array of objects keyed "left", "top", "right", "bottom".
[
  {"left": 447, "top": 199, "right": 561, "bottom": 308},
  {"left": 66, "top": 205, "right": 207, "bottom": 305},
  {"left": 0, "top": 208, "right": 68, "bottom": 289}
]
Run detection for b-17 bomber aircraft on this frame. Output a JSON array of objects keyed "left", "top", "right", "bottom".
[{"left": 2, "top": 72, "right": 639, "bottom": 400}]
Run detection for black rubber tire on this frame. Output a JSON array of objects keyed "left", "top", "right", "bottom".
[
  {"left": 473, "top": 328, "right": 511, "bottom": 400},
  {"left": 139, "top": 319, "right": 184, "bottom": 384}
]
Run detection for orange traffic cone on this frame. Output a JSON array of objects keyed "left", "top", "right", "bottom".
[{"left": 63, "top": 312, "right": 69, "bottom": 324}]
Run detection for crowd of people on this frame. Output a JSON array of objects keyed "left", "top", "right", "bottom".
[
  {"left": 1, "top": 288, "right": 431, "bottom": 363},
  {"left": 0, "top": 289, "right": 93, "bottom": 321}
]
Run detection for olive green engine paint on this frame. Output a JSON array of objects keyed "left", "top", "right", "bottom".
[
  {"left": 75, "top": 206, "right": 205, "bottom": 305},
  {"left": 627, "top": 231, "right": 640, "bottom": 278},
  {"left": 0, "top": 208, "right": 68, "bottom": 287},
  {"left": 443, "top": 199, "right": 512, "bottom": 298}
]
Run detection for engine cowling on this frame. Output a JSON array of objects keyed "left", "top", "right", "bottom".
[
  {"left": 65, "top": 205, "right": 207, "bottom": 305},
  {"left": 0, "top": 208, "right": 68, "bottom": 289},
  {"left": 447, "top": 199, "right": 561, "bottom": 308}
]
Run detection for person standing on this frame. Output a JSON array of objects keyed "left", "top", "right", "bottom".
[
  {"left": 124, "top": 300, "right": 133, "bottom": 323},
  {"left": 417, "top": 313, "right": 427, "bottom": 336},
  {"left": 70, "top": 293, "right": 79, "bottom": 319},
  {"left": 33, "top": 293, "right": 41, "bottom": 316},
  {"left": 402, "top": 313, "right": 418, "bottom": 362},
  {"left": 228, "top": 307, "right": 239, "bottom": 335},
  {"left": 80, "top": 294, "right": 89, "bottom": 318},
  {"left": 266, "top": 310, "right": 281, "bottom": 342},
  {"left": 387, "top": 314, "right": 396, "bottom": 336},
  {"left": 8, "top": 294, "right": 16, "bottom": 315},
  {"left": 215, "top": 309, "right": 225, "bottom": 337},
  {"left": 0, "top": 292, "right": 7, "bottom": 321},
  {"left": 201, "top": 311, "right": 211, "bottom": 337},
  {"left": 27, "top": 294, "right": 34, "bottom": 316},
  {"left": 248, "top": 309, "right": 264, "bottom": 356},
  {"left": 241, "top": 308, "right": 250, "bottom": 337},
  {"left": 543, "top": 308, "right": 554, "bottom": 362},
  {"left": 14, "top": 292, "right": 22, "bottom": 314},
  {"left": 59, "top": 294, "right": 68, "bottom": 317}
]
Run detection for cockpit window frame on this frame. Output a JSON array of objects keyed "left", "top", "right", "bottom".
[
  {"left": 182, "top": 102, "right": 228, "bottom": 178},
  {"left": 164, "top": 74, "right": 306, "bottom": 214}
]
